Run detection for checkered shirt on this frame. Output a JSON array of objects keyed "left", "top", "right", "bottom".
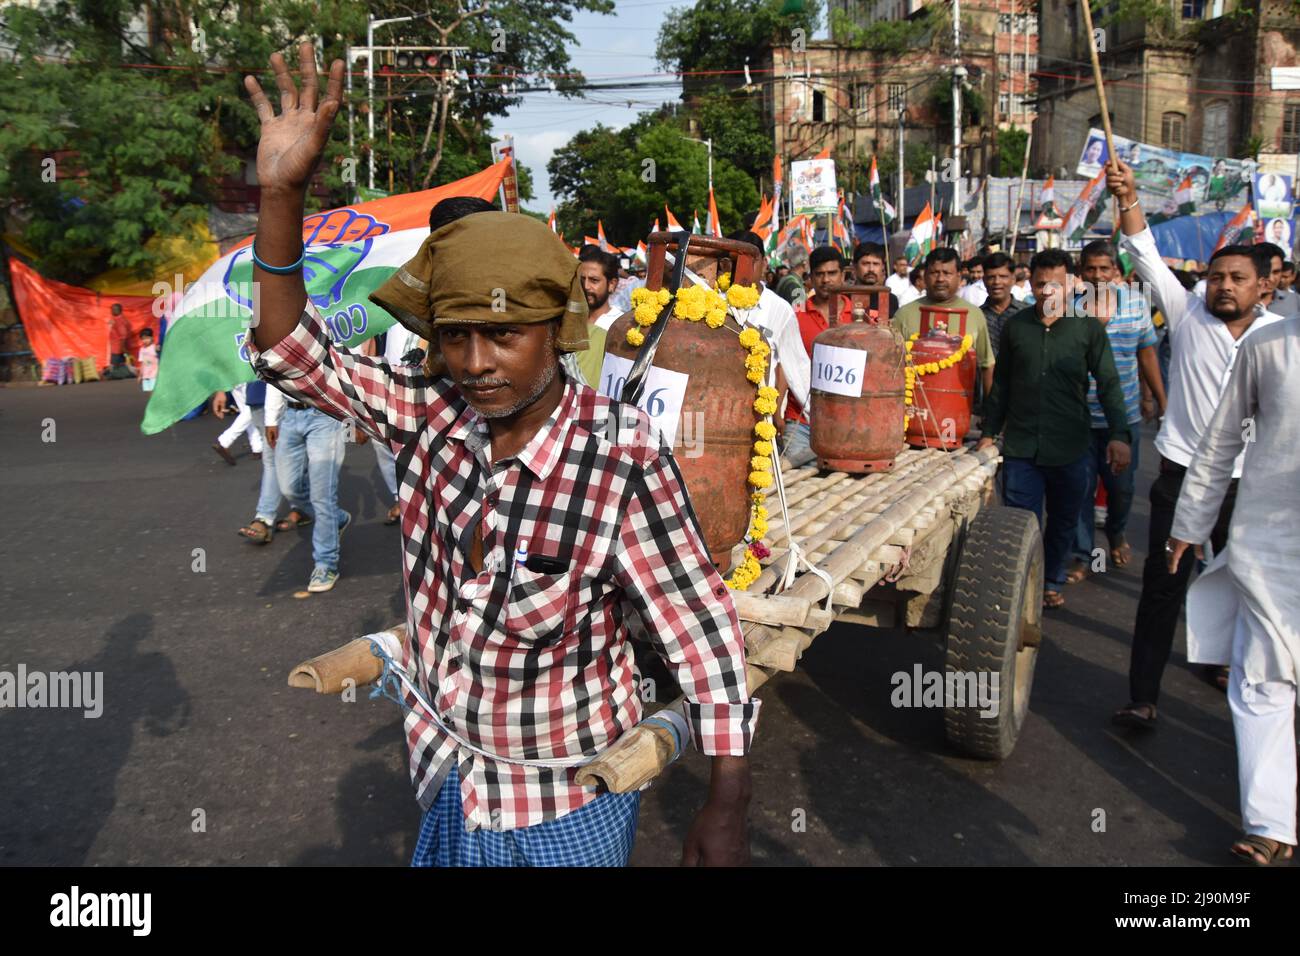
[{"left": 251, "top": 305, "right": 760, "bottom": 831}]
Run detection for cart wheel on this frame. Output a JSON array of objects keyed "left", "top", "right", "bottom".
[{"left": 943, "top": 505, "right": 1043, "bottom": 760}]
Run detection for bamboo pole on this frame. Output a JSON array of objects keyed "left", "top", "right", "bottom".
[
  {"left": 1008, "top": 126, "right": 1033, "bottom": 255},
  {"left": 1078, "top": 1, "right": 1118, "bottom": 163}
]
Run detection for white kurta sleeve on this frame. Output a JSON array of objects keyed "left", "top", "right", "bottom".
[
  {"left": 1170, "top": 335, "right": 1257, "bottom": 545},
  {"left": 1118, "top": 227, "right": 1189, "bottom": 335},
  {"left": 263, "top": 384, "right": 285, "bottom": 428}
]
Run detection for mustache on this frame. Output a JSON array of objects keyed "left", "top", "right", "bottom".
[{"left": 458, "top": 375, "right": 511, "bottom": 389}]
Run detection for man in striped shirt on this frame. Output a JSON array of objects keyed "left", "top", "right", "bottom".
[{"left": 1067, "top": 241, "right": 1166, "bottom": 584}]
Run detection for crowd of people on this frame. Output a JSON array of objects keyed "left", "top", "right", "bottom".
[{"left": 204, "top": 45, "right": 1299, "bottom": 867}]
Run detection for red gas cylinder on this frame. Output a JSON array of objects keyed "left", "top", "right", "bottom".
[
  {"left": 809, "top": 285, "right": 906, "bottom": 473},
  {"left": 605, "top": 233, "right": 766, "bottom": 566},
  {"left": 905, "top": 305, "right": 977, "bottom": 450}
]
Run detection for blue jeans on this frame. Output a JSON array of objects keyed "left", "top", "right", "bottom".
[
  {"left": 1001, "top": 454, "right": 1091, "bottom": 592},
  {"left": 781, "top": 420, "right": 816, "bottom": 467},
  {"left": 275, "top": 406, "right": 347, "bottom": 572},
  {"left": 250, "top": 407, "right": 283, "bottom": 524},
  {"left": 1073, "top": 425, "right": 1140, "bottom": 563}
]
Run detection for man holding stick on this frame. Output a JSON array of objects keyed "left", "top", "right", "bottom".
[
  {"left": 242, "top": 44, "right": 758, "bottom": 867},
  {"left": 1106, "top": 159, "right": 1286, "bottom": 729}
]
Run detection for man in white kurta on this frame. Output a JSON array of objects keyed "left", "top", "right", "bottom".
[{"left": 1169, "top": 316, "right": 1300, "bottom": 862}]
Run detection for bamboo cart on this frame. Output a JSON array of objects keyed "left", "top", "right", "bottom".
[{"left": 289, "top": 443, "right": 1044, "bottom": 795}]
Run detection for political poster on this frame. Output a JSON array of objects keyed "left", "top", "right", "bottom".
[
  {"left": 1076, "top": 128, "right": 1256, "bottom": 207},
  {"left": 1254, "top": 172, "right": 1294, "bottom": 222},
  {"left": 791, "top": 159, "right": 839, "bottom": 215}
]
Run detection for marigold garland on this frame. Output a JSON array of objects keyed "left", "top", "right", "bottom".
[
  {"left": 902, "top": 331, "right": 974, "bottom": 434},
  {"left": 627, "top": 277, "right": 774, "bottom": 590}
]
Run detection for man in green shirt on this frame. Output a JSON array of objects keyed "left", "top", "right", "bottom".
[
  {"left": 978, "top": 248, "right": 1132, "bottom": 609},
  {"left": 892, "top": 247, "right": 996, "bottom": 400}
]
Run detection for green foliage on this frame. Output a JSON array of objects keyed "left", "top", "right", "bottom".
[
  {"left": 876, "top": 142, "right": 935, "bottom": 187},
  {"left": 0, "top": 0, "right": 608, "bottom": 284},
  {"left": 548, "top": 113, "right": 760, "bottom": 244},
  {"left": 655, "top": 0, "right": 822, "bottom": 75},
  {"left": 927, "top": 78, "right": 985, "bottom": 129},
  {"left": 996, "top": 128, "right": 1030, "bottom": 177},
  {"left": 1237, "top": 134, "right": 1264, "bottom": 161},
  {"left": 691, "top": 87, "right": 774, "bottom": 182},
  {"left": 832, "top": 6, "right": 939, "bottom": 54},
  {"left": 1095, "top": 0, "right": 1174, "bottom": 32}
]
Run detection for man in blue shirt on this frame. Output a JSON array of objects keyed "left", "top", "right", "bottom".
[{"left": 1067, "top": 241, "right": 1167, "bottom": 583}]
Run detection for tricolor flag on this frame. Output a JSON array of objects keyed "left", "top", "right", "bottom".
[
  {"left": 691, "top": 209, "right": 703, "bottom": 235},
  {"left": 140, "top": 161, "right": 510, "bottom": 435},
  {"left": 596, "top": 220, "right": 612, "bottom": 252},
  {"left": 869, "top": 157, "right": 894, "bottom": 226},
  {"left": 1034, "top": 175, "right": 1064, "bottom": 230},
  {"left": 1061, "top": 170, "right": 1107, "bottom": 241},
  {"left": 664, "top": 205, "right": 685, "bottom": 232},
  {"left": 836, "top": 191, "right": 856, "bottom": 253},
  {"left": 904, "top": 202, "right": 935, "bottom": 265},
  {"left": 651, "top": 217, "right": 661, "bottom": 234},
  {"left": 1213, "top": 203, "right": 1254, "bottom": 253},
  {"left": 1175, "top": 176, "right": 1196, "bottom": 217},
  {"left": 635, "top": 240, "right": 648, "bottom": 266},
  {"left": 707, "top": 187, "right": 723, "bottom": 238},
  {"left": 547, "top": 207, "right": 557, "bottom": 233},
  {"left": 771, "top": 155, "right": 783, "bottom": 235},
  {"left": 752, "top": 194, "right": 774, "bottom": 238}
]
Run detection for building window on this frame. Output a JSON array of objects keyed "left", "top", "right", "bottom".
[
  {"left": 999, "top": 91, "right": 1010, "bottom": 115},
  {"left": 1013, "top": 53, "right": 1026, "bottom": 72},
  {"left": 998, "top": 13, "right": 1011, "bottom": 32},
  {"left": 1283, "top": 104, "right": 1300, "bottom": 153},
  {"left": 1027, "top": 53, "right": 1038, "bottom": 72},
  {"left": 1181, "top": 0, "right": 1206, "bottom": 17},
  {"left": 1161, "top": 111, "right": 1185, "bottom": 151},
  {"left": 887, "top": 83, "right": 906, "bottom": 114},
  {"left": 812, "top": 89, "right": 825, "bottom": 122},
  {"left": 854, "top": 83, "right": 872, "bottom": 112},
  {"left": 998, "top": 53, "right": 1010, "bottom": 72}
]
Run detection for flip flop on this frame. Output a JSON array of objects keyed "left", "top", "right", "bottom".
[
  {"left": 1110, "top": 537, "right": 1132, "bottom": 568},
  {"left": 384, "top": 503, "right": 401, "bottom": 526},
  {"left": 237, "top": 519, "right": 273, "bottom": 545},
  {"left": 1065, "top": 561, "right": 1090, "bottom": 585},
  {"left": 1230, "top": 834, "right": 1294, "bottom": 866},
  {"left": 275, "top": 509, "right": 314, "bottom": 532},
  {"left": 1112, "top": 702, "right": 1157, "bottom": 730},
  {"left": 1043, "top": 590, "right": 1066, "bottom": 609}
]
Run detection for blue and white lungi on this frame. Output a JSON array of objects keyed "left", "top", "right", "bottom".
[{"left": 411, "top": 765, "right": 642, "bottom": 867}]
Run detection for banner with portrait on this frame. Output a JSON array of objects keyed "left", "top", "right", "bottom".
[{"left": 1076, "top": 128, "right": 1256, "bottom": 208}]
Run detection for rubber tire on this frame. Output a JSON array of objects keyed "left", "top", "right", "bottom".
[{"left": 943, "top": 505, "right": 1044, "bottom": 760}]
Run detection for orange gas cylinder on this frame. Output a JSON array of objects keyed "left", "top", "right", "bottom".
[
  {"left": 905, "top": 305, "right": 977, "bottom": 450},
  {"left": 809, "top": 285, "right": 906, "bottom": 473},
  {"left": 605, "top": 233, "right": 766, "bottom": 566}
]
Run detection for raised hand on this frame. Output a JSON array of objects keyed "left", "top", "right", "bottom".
[
  {"left": 244, "top": 42, "right": 345, "bottom": 195},
  {"left": 1105, "top": 159, "right": 1137, "bottom": 204}
]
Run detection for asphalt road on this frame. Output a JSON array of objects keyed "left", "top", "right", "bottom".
[{"left": 0, "top": 380, "right": 1262, "bottom": 866}]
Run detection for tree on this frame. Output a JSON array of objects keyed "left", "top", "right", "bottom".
[
  {"left": 877, "top": 141, "right": 935, "bottom": 189},
  {"left": 692, "top": 87, "right": 773, "bottom": 184},
  {"left": 655, "top": 0, "right": 821, "bottom": 75},
  {"left": 996, "top": 127, "right": 1029, "bottom": 178},
  {"left": 548, "top": 114, "right": 760, "bottom": 244},
  {"left": 0, "top": 0, "right": 610, "bottom": 284}
]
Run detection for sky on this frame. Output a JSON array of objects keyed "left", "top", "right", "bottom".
[{"left": 500, "top": 0, "right": 685, "bottom": 214}]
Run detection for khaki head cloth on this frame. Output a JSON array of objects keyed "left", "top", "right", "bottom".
[{"left": 369, "top": 211, "right": 589, "bottom": 376}]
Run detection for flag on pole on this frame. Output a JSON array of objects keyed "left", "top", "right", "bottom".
[
  {"left": 547, "top": 207, "right": 557, "bottom": 233},
  {"left": 903, "top": 202, "right": 935, "bottom": 265},
  {"left": 664, "top": 205, "right": 685, "bottom": 232},
  {"left": 691, "top": 209, "right": 703, "bottom": 235},
  {"left": 771, "top": 155, "right": 783, "bottom": 235},
  {"left": 1175, "top": 176, "right": 1196, "bottom": 216},
  {"left": 635, "top": 240, "right": 648, "bottom": 266},
  {"left": 140, "top": 161, "right": 510, "bottom": 435},
  {"left": 1213, "top": 203, "right": 1255, "bottom": 253},
  {"left": 753, "top": 194, "right": 774, "bottom": 238},
  {"left": 1061, "top": 170, "right": 1107, "bottom": 241},
  {"left": 707, "top": 187, "right": 723, "bottom": 238},
  {"left": 650, "top": 217, "right": 661, "bottom": 234},
  {"left": 596, "top": 220, "right": 612, "bottom": 252},
  {"left": 1033, "top": 175, "right": 1064, "bottom": 230},
  {"left": 869, "top": 157, "right": 894, "bottom": 227},
  {"left": 836, "top": 191, "right": 856, "bottom": 253}
]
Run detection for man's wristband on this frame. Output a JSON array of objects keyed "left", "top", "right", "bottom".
[{"left": 252, "top": 242, "right": 306, "bottom": 275}]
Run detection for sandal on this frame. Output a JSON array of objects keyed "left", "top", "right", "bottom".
[
  {"left": 1110, "top": 536, "right": 1132, "bottom": 568},
  {"left": 1112, "top": 702, "right": 1157, "bottom": 730},
  {"left": 275, "top": 509, "right": 313, "bottom": 532},
  {"left": 237, "top": 519, "right": 273, "bottom": 545},
  {"left": 1043, "top": 590, "right": 1066, "bottom": 609},
  {"left": 1230, "top": 834, "right": 1294, "bottom": 866},
  {"left": 384, "top": 503, "right": 401, "bottom": 525},
  {"left": 1065, "top": 560, "right": 1090, "bottom": 585},
  {"left": 1200, "top": 664, "right": 1230, "bottom": 693}
]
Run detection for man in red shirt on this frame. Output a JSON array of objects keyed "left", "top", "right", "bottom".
[{"left": 781, "top": 245, "right": 853, "bottom": 466}]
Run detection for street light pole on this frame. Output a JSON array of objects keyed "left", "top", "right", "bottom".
[
  {"left": 896, "top": 108, "right": 905, "bottom": 228},
  {"left": 952, "top": 0, "right": 964, "bottom": 217},
  {"left": 684, "top": 135, "right": 713, "bottom": 192}
]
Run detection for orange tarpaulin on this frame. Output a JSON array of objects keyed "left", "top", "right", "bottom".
[{"left": 10, "top": 259, "right": 157, "bottom": 367}]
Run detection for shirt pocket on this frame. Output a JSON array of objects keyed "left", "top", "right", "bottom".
[{"left": 502, "top": 567, "right": 572, "bottom": 645}]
